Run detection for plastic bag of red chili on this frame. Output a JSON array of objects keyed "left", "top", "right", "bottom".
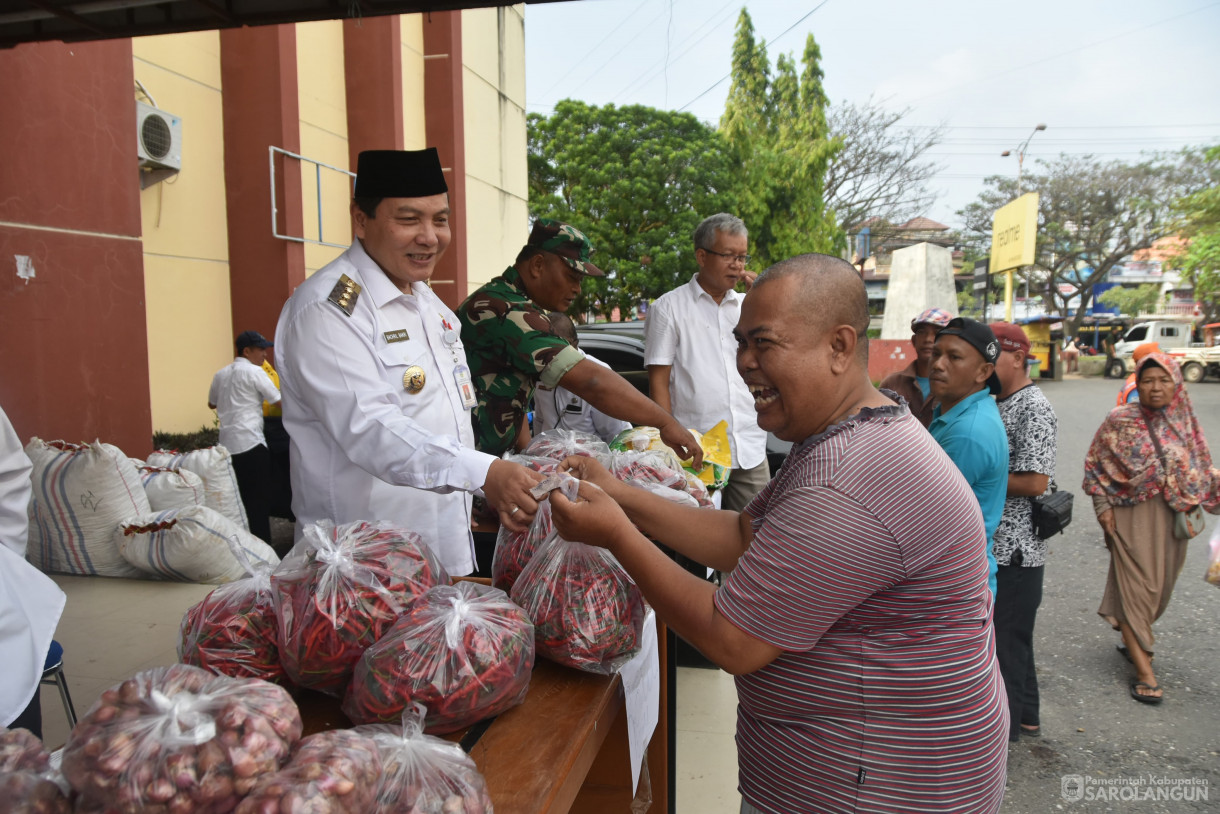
[
  {"left": 61, "top": 664, "right": 301, "bottom": 814},
  {"left": 271, "top": 520, "right": 448, "bottom": 695},
  {"left": 343, "top": 581, "right": 534, "bottom": 732},
  {"left": 510, "top": 527, "right": 645, "bottom": 674},
  {"left": 491, "top": 497, "right": 553, "bottom": 593},
  {"left": 178, "top": 561, "right": 283, "bottom": 683},
  {"left": 523, "top": 428, "right": 612, "bottom": 465},
  {"left": 607, "top": 448, "right": 714, "bottom": 508},
  {"left": 354, "top": 705, "right": 494, "bottom": 814},
  {"left": 233, "top": 728, "right": 382, "bottom": 814}
]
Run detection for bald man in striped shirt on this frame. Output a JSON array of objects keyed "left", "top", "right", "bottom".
[{"left": 553, "top": 254, "right": 1008, "bottom": 814}]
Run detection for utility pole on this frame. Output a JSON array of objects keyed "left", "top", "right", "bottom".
[{"left": 1000, "top": 123, "right": 1047, "bottom": 320}]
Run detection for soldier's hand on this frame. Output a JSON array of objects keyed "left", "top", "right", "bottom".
[
  {"left": 483, "top": 459, "right": 545, "bottom": 533},
  {"left": 659, "top": 421, "right": 704, "bottom": 469}
]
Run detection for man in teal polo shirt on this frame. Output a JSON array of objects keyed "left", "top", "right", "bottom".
[{"left": 928, "top": 317, "right": 1009, "bottom": 595}]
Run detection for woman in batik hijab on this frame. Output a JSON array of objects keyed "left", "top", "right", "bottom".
[{"left": 1083, "top": 352, "right": 1220, "bottom": 704}]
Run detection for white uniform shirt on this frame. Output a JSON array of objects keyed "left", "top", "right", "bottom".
[
  {"left": 275, "top": 240, "right": 496, "bottom": 575},
  {"left": 208, "top": 357, "right": 281, "bottom": 454},
  {"left": 0, "top": 406, "right": 66, "bottom": 726},
  {"left": 533, "top": 354, "right": 632, "bottom": 443},
  {"left": 644, "top": 274, "right": 766, "bottom": 469}
]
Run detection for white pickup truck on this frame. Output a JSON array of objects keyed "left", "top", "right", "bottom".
[
  {"left": 1167, "top": 345, "right": 1220, "bottom": 383},
  {"left": 1107, "top": 320, "right": 1197, "bottom": 378}
]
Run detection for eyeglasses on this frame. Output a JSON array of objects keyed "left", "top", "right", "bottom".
[{"left": 700, "top": 248, "right": 751, "bottom": 265}]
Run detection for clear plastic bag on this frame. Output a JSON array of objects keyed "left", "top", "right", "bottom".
[
  {"left": 609, "top": 449, "right": 713, "bottom": 509},
  {"left": 234, "top": 729, "right": 382, "bottom": 814},
  {"left": 0, "top": 727, "right": 70, "bottom": 814},
  {"left": 61, "top": 664, "right": 301, "bottom": 814},
  {"left": 524, "top": 428, "right": 612, "bottom": 465},
  {"left": 354, "top": 705, "right": 494, "bottom": 814},
  {"left": 1206, "top": 524, "right": 1220, "bottom": 587},
  {"left": 491, "top": 499, "right": 554, "bottom": 593},
  {"left": 510, "top": 529, "right": 645, "bottom": 675},
  {"left": 178, "top": 560, "right": 283, "bottom": 683},
  {"left": 271, "top": 520, "right": 448, "bottom": 695},
  {"left": 344, "top": 581, "right": 534, "bottom": 732}
]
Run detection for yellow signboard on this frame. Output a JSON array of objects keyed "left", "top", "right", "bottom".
[{"left": 989, "top": 192, "right": 1039, "bottom": 273}]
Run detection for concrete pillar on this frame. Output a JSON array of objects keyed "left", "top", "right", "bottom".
[
  {"left": 422, "top": 11, "right": 467, "bottom": 311},
  {"left": 0, "top": 38, "right": 153, "bottom": 454},
  {"left": 880, "top": 242, "right": 958, "bottom": 340}
]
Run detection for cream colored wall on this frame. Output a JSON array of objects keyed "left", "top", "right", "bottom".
[
  {"left": 461, "top": 5, "right": 529, "bottom": 296},
  {"left": 401, "top": 14, "right": 428, "bottom": 149},
  {"left": 296, "top": 19, "right": 352, "bottom": 276},
  {"left": 134, "top": 31, "right": 232, "bottom": 433}
]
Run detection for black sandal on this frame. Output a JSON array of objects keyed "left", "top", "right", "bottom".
[{"left": 1129, "top": 679, "right": 1163, "bottom": 705}]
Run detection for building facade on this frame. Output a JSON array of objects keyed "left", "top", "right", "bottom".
[{"left": 0, "top": 7, "right": 528, "bottom": 453}]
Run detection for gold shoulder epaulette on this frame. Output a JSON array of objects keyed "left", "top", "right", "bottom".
[{"left": 327, "top": 274, "right": 362, "bottom": 316}]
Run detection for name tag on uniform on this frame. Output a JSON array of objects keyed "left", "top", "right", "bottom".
[
  {"left": 453, "top": 364, "right": 477, "bottom": 410},
  {"left": 383, "top": 328, "right": 410, "bottom": 343}
]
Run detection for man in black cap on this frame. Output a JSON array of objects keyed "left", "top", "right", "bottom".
[
  {"left": 928, "top": 317, "right": 1010, "bottom": 596},
  {"left": 456, "top": 219, "right": 702, "bottom": 465},
  {"left": 274, "top": 149, "right": 544, "bottom": 576},
  {"left": 208, "top": 330, "right": 282, "bottom": 544}
]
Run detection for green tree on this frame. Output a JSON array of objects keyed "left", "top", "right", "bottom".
[
  {"left": 527, "top": 100, "right": 737, "bottom": 318},
  {"left": 1172, "top": 145, "right": 1220, "bottom": 322},
  {"left": 719, "top": 9, "right": 841, "bottom": 268},
  {"left": 1098, "top": 283, "right": 1165, "bottom": 317},
  {"left": 958, "top": 150, "right": 1216, "bottom": 337}
]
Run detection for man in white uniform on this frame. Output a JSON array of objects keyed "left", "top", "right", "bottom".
[
  {"left": 275, "top": 149, "right": 543, "bottom": 575},
  {"left": 533, "top": 312, "right": 631, "bottom": 443},
  {"left": 1, "top": 405, "right": 65, "bottom": 738},
  {"left": 208, "top": 330, "right": 282, "bottom": 544},
  {"left": 645, "top": 213, "right": 769, "bottom": 511}
]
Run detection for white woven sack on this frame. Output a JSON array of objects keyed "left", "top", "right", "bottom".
[
  {"left": 25, "top": 438, "right": 150, "bottom": 577},
  {"left": 146, "top": 446, "right": 249, "bottom": 530},
  {"left": 116, "top": 505, "right": 280, "bottom": 584},
  {"left": 140, "top": 466, "right": 206, "bottom": 512}
]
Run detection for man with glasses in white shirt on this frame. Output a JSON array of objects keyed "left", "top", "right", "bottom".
[{"left": 645, "top": 213, "right": 769, "bottom": 512}]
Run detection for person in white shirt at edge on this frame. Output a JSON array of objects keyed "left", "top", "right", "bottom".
[
  {"left": 533, "top": 312, "right": 633, "bottom": 444},
  {"left": 275, "top": 149, "right": 544, "bottom": 576},
  {"left": 208, "top": 330, "right": 282, "bottom": 546},
  {"left": 645, "top": 213, "right": 770, "bottom": 512},
  {"left": 0, "top": 404, "right": 66, "bottom": 740}
]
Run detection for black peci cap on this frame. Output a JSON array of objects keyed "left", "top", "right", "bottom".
[{"left": 353, "top": 148, "right": 448, "bottom": 199}]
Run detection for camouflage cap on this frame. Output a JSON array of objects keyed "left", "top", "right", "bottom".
[{"left": 527, "top": 219, "right": 604, "bottom": 277}]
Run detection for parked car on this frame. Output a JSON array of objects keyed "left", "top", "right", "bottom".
[
  {"left": 1108, "top": 319, "right": 1198, "bottom": 378},
  {"left": 574, "top": 327, "right": 792, "bottom": 472}
]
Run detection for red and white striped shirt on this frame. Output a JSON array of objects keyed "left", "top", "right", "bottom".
[{"left": 716, "top": 405, "right": 1008, "bottom": 813}]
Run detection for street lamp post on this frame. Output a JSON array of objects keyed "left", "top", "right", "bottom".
[
  {"left": 1001, "top": 123, "right": 1046, "bottom": 195},
  {"left": 999, "top": 123, "right": 1047, "bottom": 320}
]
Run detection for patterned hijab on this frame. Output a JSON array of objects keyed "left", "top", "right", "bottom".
[{"left": 1083, "top": 353, "right": 1220, "bottom": 512}]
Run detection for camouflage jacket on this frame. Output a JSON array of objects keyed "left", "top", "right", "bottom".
[{"left": 457, "top": 267, "right": 584, "bottom": 455}]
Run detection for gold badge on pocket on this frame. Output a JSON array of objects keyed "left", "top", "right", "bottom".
[{"left": 403, "top": 365, "right": 426, "bottom": 393}]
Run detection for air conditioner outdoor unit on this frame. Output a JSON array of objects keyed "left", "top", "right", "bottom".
[{"left": 136, "top": 100, "right": 182, "bottom": 172}]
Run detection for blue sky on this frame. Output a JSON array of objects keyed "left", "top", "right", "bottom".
[{"left": 524, "top": 0, "right": 1220, "bottom": 231}]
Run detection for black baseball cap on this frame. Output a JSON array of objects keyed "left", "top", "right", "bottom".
[
  {"left": 236, "top": 330, "right": 273, "bottom": 351},
  {"left": 937, "top": 317, "right": 1001, "bottom": 395}
]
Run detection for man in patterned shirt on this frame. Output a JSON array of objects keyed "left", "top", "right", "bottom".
[
  {"left": 552, "top": 254, "right": 1007, "bottom": 813},
  {"left": 457, "top": 219, "right": 701, "bottom": 465},
  {"left": 989, "top": 321, "right": 1058, "bottom": 740}
]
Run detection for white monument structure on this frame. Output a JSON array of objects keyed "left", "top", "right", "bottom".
[{"left": 880, "top": 242, "right": 958, "bottom": 340}]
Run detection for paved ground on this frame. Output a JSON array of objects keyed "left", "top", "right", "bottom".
[{"left": 1000, "top": 375, "right": 1219, "bottom": 812}]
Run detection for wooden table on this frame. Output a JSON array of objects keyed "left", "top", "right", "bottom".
[{"left": 297, "top": 618, "right": 670, "bottom": 814}]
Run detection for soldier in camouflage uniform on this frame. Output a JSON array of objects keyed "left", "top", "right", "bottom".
[{"left": 457, "top": 219, "right": 703, "bottom": 465}]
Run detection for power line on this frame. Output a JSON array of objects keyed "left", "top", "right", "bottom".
[
  {"left": 609, "top": 0, "right": 740, "bottom": 103},
  {"left": 677, "top": 0, "right": 833, "bottom": 112},
  {"left": 899, "top": 123, "right": 1220, "bottom": 130}
]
